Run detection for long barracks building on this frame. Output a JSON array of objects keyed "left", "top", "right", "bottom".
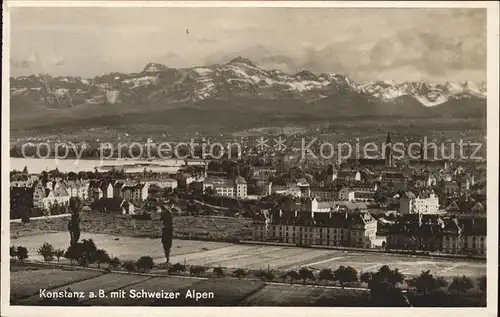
[{"left": 252, "top": 210, "right": 377, "bottom": 248}]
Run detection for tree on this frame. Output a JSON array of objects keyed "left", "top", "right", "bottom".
[
  {"left": 169, "top": 263, "right": 187, "bottom": 274},
  {"left": 298, "top": 267, "right": 315, "bottom": 285},
  {"left": 94, "top": 249, "right": 111, "bottom": 268},
  {"left": 232, "top": 268, "right": 247, "bottom": 279},
  {"left": 16, "top": 246, "right": 29, "bottom": 262},
  {"left": 122, "top": 260, "right": 136, "bottom": 274},
  {"left": 364, "top": 265, "right": 409, "bottom": 306},
  {"left": 136, "top": 256, "right": 154, "bottom": 272},
  {"left": 318, "top": 268, "right": 334, "bottom": 285},
  {"left": 77, "top": 239, "right": 98, "bottom": 267},
  {"left": 284, "top": 270, "right": 300, "bottom": 285},
  {"left": 477, "top": 276, "right": 486, "bottom": 293},
  {"left": 63, "top": 239, "right": 99, "bottom": 267},
  {"left": 360, "top": 272, "right": 373, "bottom": 285},
  {"left": 190, "top": 265, "right": 206, "bottom": 277},
  {"left": 376, "top": 265, "right": 404, "bottom": 286},
  {"left": 108, "top": 257, "right": 121, "bottom": 270},
  {"left": 64, "top": 246, "right": 78, "bottom": 265},
  {"left": 254, "top": 269, "right": 267, "bottom": 280},
  {"left": 37, "top": 242, "right": 55, "bottom": 262},
  {"left": 449, "top": 276, "right": 474, "bottom": 295},
  {"left": 333, "top": 266, "right": 358, "bottom": 289},
  {"left": 68, "top": 198, "right": 82, "bottom": 246},
  {"left": 408, "top": 270, "right": 448, "bottom": 295},
  {"left": 263, "top": 271, "right": 275, "bottom": 282},
  {"left": 10, "top": 246, "right": 17, "bottom": 260},
  {"left": 213, "top": 267, "right": 225, "bottom": 278},
  {"left": 161, "top": 209, "right": 173, "bottom": 264},
  {"left": 54, "top": 249, "right": 65, "bottom": 263}
]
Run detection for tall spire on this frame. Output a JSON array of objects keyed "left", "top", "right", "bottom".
[
  {"left": 385, "top": 132, "right": 393, "bottom": 168},
  {"left": 386, "top": 132, "right": 392, "bottom": 144},
  {"left": 420, "top": 140, "right": 425, "bottom": 161}
]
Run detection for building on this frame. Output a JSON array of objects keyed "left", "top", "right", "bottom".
[
  {"left": 411, "top": 174, "right": 437, "bottom": 188},
  {"left": 303, "top": 198, "right": 337, "bottom": 214},
  {"left": 251, "top": 166, "right": 277, "bottom": 178},
  {"left": 32, "top": 181, "right": 71, "bottom": 211},
  {"left": 64, "top": 180, "right": 89, "bottom": 200},
  {"left": 336, "top": 170, "right": 362, "bottom": 182},
  {"left": 386, "top": 215, "right": 486, "bottom": 256},
  {"left": 386, "top": 215, "right": 444, "bottom": 251},
  {"left": 336, "top": 187, "right": 355, "bottom": 201},
  {"left": 120, "top": 200, "right": 137, "bottom": 215},
  {"left": 443, "top": 181, "right": 460, "bottom": 196},
  {"left": 42, "top": 186, "right": 71, "bottom": 211},
  {"left": 458, "top": 174, "right": 475, "bottom": 191},
  {"left": 380, "top": 172, "right": 408, "bottom": 191},
  {"left": 33, "top": 182, "right": 47, "bottom": 209},
  {"left": 251, "top": 211, "right": 378, "bottom": 248},
  {"left": 460, "top": 217, "right": 486, "bottom": 256},
  {"left": 445, "top": 200, "right": 486, "bottom": 218},
  {"left": 113, "top": 180, "right": 125, "bottom": 198},
  {"left": 121, "top": 183, "right": 149, "bottom": 204},
  {"left": 88, "top": 180, "right": 113, "bottom": 201},
  {"left": 271, "top": 184, "right": 307, "bottom": 198},
  {"left": 146, "top": 178, "right": 178, "bottom": 190},
  {"left": 197, "top": 176, "right": 248, "bottom": 199},
  {"left": 10, "top": 180, "right": 34, "bottom": 187},
  {"left": 348, "top": 182, "right": 376, "bottom": 202},
  {"left": 310, "top": 187, "right": 336, "bottom": 201},
  {"left": 234, "top": 176, "right": 247, "bottom": 199},
  {"left": 440, "top": 218, "right": 462, "bottom": 254},
  {"left": 324, "top": 164, "right": 338, "bottom": 185},
  {"left": 399, "top": 190, "right": 440, "bottom": 215},
  {"left": 10, "top": 186, "right": 34, "bottom": 218}
]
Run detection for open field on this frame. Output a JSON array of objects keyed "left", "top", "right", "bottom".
[
  {"left": 10, "top": 268, "right": 103, "bottom": 300},
  {"left": 10, "top": 212, "right": 253, "bottom": 242},
  {"left": 11, "top": 263, "right": 484, "bottom": 307},
  {"left": 241, "top": 284, "right": 368, "bottom": 306},
  {"left": 11, "top": 232, "right": 486, "bottom": 278},
  {"left": 11, "top": 267, "right": 368, "bottom": 306}
]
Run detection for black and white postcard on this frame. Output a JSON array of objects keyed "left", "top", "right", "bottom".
[{"left": 1, "top": 1, "right": 498, "bottom": 317}]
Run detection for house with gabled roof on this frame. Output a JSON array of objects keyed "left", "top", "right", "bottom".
[
  {"left": 121, "top": 183, "right": 149, "bottom": 204},
  {"left": 441, "top": 218, "right": 462, "bottom": 254},
  {"left": 461, "top": 217, "right": 486, "bottom": 256},
  {"left": 445, "top": 198, "right": 486, "bottom": 218},
  {"left": 41, "top": 185, "right": 70, "bottom": 211}
]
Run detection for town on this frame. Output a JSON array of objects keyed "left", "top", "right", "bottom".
[{"left": 10, "top": 133, "right": 487, "bottom": 257}]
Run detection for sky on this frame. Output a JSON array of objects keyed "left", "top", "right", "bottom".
[{"left": 9, "top": 7, "right": 486, "bottom": 83}]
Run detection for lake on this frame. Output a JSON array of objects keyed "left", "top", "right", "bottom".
[{"left": 10, "top": 157, "right": 185, "bottom": 174}]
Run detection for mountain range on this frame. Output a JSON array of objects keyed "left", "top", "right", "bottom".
[{"left": 10, "top": 57, "right": 487, "bottom": 131}]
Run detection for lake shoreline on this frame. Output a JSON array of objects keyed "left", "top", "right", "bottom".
[{"left": 10, "top": 157, "right": 186, "bottom": 173}]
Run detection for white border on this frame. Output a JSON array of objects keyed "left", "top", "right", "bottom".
[{"left": 1, "top": 2, "right": 498, "bottom": 317}]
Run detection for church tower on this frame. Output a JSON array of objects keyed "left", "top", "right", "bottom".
[
  {"left": 384, "top": 132, "right": 393, "bottom": 168},
  {"left": 420, "top": 140, "right": 426, "bottom": 162}
]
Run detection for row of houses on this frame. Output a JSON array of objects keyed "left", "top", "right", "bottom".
[
  {"left": 270, "top": 180, "right": 377, "bottom": 202},
  {"left": 31, "top": 177, "right": 179, "bottom": 210},
  {"left": 386, "top": 215, "right": 486, "bottom": 255},
  {"left": 252, "top": 209, "right": 486, "bottom": 255},
  {"left": 252, "top": 210, "right": 378, "bottom": 248}
]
